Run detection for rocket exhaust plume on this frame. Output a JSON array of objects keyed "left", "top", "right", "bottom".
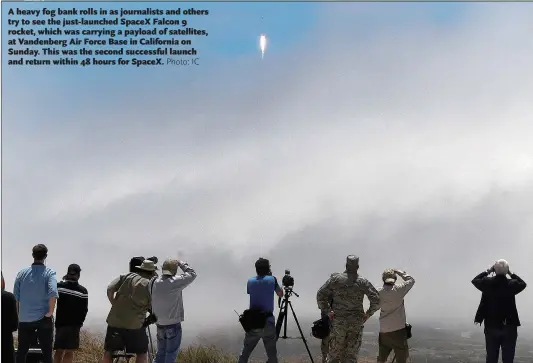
[{"left": 260, "top": 34, "right": 267, "bottom": 59}]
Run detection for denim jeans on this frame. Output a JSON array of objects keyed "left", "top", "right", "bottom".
[
  {"left": 153, "top": 323, "right": 182, "bottom": 363},
  {"left": 237, "top": 322, "right": 278, "bottom": 363},
  {"left": 484, "top": 325, "right": 518, "bottom": 363},
  {"left": 16, "top": 316, "right": 54, "bottom": 363}
]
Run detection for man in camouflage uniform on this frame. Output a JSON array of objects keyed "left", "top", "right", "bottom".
[{"left": 317, "top": 255, "right": 380, "bottom": 363}]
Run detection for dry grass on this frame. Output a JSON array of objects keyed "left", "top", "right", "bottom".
[
  {"left": 75, "top": 330, "right": 106, "bottom": 363},
  {"left": 63, "top": 330, "right": 375, "bottom": 363}
]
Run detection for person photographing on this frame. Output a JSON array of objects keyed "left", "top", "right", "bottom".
[{"left": 472, "top": 259, "right": 527, "bottom": 363}]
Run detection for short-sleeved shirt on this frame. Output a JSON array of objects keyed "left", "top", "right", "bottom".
[
  {"left": 247, "top": 275, "right": 280, "bottom": 324},
  {"left": 13, "top": 263, "right": 59, "bottom": 322},
  {"left": 106, "top": 272, "right": 152, "bottom": 330}
]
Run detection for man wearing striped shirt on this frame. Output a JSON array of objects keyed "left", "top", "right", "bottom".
[{"left": 53, "top": 264, "right": 88, "bottom": 363}]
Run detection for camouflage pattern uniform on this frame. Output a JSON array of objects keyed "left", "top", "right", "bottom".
[
  {"left": 321, "top": 294, "right": 335, "bottom": 363},
  {"left": 321, "top": 331, "right": 332, "bottom": 363},
  {"left": 317, "top": 255, "right": 380, "bottom": 363}
]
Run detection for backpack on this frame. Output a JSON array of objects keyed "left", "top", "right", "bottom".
[{"left": 311, "top": 317, "right": 330, "bottom": 339}]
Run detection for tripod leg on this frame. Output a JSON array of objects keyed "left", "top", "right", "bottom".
[
  {"left": 287, "top": 301, "right": 315, "bottom": 363},
  {"left": 275, "top": 300, "right": 286, "bottom": 340},
  {"left": 146, "top": 326, "right": 155, "bottom": 362},
  {"left": 283, "top": 302, "right": 289, "bottom": 338}
]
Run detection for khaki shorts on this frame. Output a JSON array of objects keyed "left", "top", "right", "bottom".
[{"left": 377, "top": 327, "right": 409, "bottom": 363}]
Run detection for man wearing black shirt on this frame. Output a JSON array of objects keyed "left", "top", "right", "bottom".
[
  {"left": 53, "top": 264, "right": 88, "bottom": 363},
  {"left": 2, "top": 272, "right": 19, "bottom": 363},
  {"left": 472, "top": 259, "right": 527, "bottom": 363}
]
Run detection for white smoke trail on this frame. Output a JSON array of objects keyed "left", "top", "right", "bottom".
[{"left": 260, "top": 34, "right": 267, "bottom": 59}]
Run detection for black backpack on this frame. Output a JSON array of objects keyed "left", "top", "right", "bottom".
[{"left": 311, "top": 317, "right": 330, "bottom": 339}]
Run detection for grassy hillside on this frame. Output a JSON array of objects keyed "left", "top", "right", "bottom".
[
  {"left": 16, "top": 325, "right": 533, "bottom": 362},
  {"left": 70, "top": 330, "right": 376, "bottom": 363}
]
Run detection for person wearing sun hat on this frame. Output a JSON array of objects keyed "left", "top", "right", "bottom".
[{"left": 101, "top": 260, "right": 158, "bottom": 363}]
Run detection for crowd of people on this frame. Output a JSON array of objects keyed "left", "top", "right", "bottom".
[
  {"left": 1, "top": 244, "right": 528, "bottom": 363},
  {"left": 102, "top": 256, "right": 197, "bottom": 363},
  {"left": 234, "top": 256, "right": 527, "bottom": 363},
  {"left": 1, "top": 245, "right": 197, "bottom": 363}
]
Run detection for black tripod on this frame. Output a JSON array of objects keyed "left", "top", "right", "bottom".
[{"left": 275, "top": 287, "right": 315, "bottom": 363}]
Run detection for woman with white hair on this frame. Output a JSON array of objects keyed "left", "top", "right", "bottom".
[{"left": 472, "top": 259, "right": 527, "bottom": 363}]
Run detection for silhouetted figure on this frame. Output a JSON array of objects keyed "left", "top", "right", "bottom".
[
  {"left": 2, "top": 272, "right": 19, "bottom": 363},
  {"left": 472, "top": 259, "right": 527, "bottom": 363}
]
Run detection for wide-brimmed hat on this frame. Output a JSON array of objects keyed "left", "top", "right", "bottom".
[{"left": 138, "top": 260, "right": 157, "bottom": 272}]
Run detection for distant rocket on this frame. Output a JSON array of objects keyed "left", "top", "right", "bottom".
[{"left": 260, "top": 34, "right": 267, "bottom": 59}]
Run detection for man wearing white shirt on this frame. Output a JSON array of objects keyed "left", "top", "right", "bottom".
[
  {"left": 376, "top": 269, "right": 415, "bottom": 363},
  {"left": 150, "top": 258, "right": 197, "bottom": 363}
]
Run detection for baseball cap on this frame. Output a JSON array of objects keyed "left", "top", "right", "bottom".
[
  {"left": 382, "top": 269, "right": 396, "bottom": 284},
  {"left": 346, "top": 255, "right": 359, "bottom": 266},
  {"left": 161, "top": 259, "right": 179, "bottom": 276},
  {"left": 64, "top": 264, "right": 81, "bottom": 279},
  {"left": 345, "top": 255, "right": 359, "bottom": 272}
]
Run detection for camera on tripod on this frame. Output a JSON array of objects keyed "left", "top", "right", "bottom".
[
  {"left": 282, "top": 269, "right": 294, "bottom": 288},
  {"left": 275, "top": 269, "right": 315, "bottom": 363}
]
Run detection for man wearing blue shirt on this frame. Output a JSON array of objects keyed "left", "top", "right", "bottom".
[
  {"left": 237, "top": 258, "right": 283, "bottom": 363},
  {"left": 14, "top": 244, "right": 59, "bottom": 363}
]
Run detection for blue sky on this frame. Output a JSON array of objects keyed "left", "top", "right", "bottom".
[{"left": 1, "top": 1, "right": 473, "bottom": 127}]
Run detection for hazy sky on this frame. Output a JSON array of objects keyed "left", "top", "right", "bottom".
[{"left": 2, "top": 2, "right": 532, "bottom": 335}]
